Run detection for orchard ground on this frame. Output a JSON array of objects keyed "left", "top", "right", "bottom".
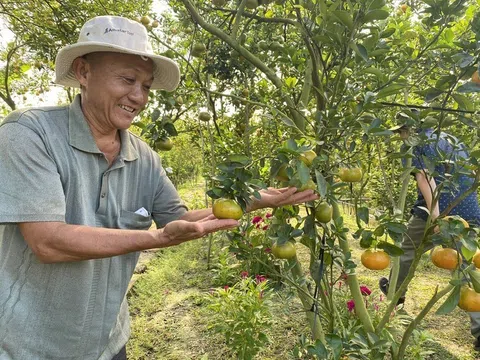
[{"left": 127, "top": 182, "right": 477, "bottom": 360}]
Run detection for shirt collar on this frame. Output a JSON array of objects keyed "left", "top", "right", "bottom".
[{"left": 68, "top": 94, "right": 138, "bottom": 162}]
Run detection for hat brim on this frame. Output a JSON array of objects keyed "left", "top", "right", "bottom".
[{"left": 54, "top": 42, "right": 180, "bottom": 91}]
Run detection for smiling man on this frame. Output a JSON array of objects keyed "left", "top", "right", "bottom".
[{"left": 0, "top": 16, "right": 318, "bottom": 360}]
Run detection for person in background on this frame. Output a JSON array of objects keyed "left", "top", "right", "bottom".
[
  {"left": 0, "top": 16, "right": 318, "bottom": 360},
  {"left": 379, "top": 114, "right": 480, "bottom": 350}
]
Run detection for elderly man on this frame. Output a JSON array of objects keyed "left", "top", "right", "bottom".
[{"left": 0, "top": 16, "right": 317, "bottom": 360}]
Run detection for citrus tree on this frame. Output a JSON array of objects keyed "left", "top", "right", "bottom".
[{"left": 147, "top": 0, "right": 480, "bottom": 357}]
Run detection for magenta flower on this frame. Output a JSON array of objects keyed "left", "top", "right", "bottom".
[
  {"left": 266, "top": 213, "right": 273, "bottom": 218},
  {"left": 241, "top": 271, "right": 249, "bottom": 279},
  {"left": 360, "top": 285, "right": 372, "bottom": 296},
  {"left": 224, "top": 285, "right": 229, "bottom": 290},
  {"left": 264, "top": 247, "right": 271, "bottom": 253},
  {"left": 347, "top": 299, "right": 355, "bottom": 312},
  {"left": 252, "top": 216, "right": 263, "bottom": 224},
  {"left": 262, "top": 225, "right": 269, "bottom": 231},
  {"left": 255, "top": 275, "right": 267, "bottom": 283}
]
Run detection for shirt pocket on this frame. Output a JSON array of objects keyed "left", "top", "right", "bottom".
[{"left": 118, "top": 210, "right": 153, "bottom": 230}]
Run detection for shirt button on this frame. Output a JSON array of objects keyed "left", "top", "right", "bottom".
[{"left": 101, "top": 193, "right": 106, "bottom": 198}]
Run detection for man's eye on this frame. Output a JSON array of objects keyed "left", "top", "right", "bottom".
[{"left": 123, "top": 77, "right": 135, "bottom": 83}]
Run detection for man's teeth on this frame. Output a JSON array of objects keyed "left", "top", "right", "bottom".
[{"left": 119, "top": 105, "right": 135, "bottom": 113}]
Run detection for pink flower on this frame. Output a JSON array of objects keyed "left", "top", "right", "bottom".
[
  {"left": 340, "top": 272, "right": 348, "bottom": 280},
  {"left": 379, "top": 294, "right": 384, "bottom": 302},
  {"left": 241, "top": 271, "right": 249, "bottom": 279},
  {"left": 262, "top": 225, "right": 269, "bottom": 231},
  {"left": 255, "top": 275, "right": 267, "bottom": 283},
  {"left": 360, "top": 285, "right": 372, "bottom": 296},
  {"left": 266, "top": 213, "right": 273, "bottom": 218},
  {"left": 264, "top": 247, "right": 271, "bottom": 253},
  {"left": 347, "top": 300, "right": 355, "bottom": 312},
  {"left": 252, "top": 216, "right": 263, "bottom": 224},
  {"left": 224, "top": 285, "right": 229, "bottom": 290},
  {"left": 373, "top": 303, "right": 379, "bottom": 312}
]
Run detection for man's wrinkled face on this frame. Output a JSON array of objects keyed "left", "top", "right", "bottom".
[{"left": 77, "top": 52, "right": 154, "bottom": 130}]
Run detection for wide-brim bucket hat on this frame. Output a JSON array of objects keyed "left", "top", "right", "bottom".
[{"left": 55, "top": 16, "right": 180, "bottom": 91}]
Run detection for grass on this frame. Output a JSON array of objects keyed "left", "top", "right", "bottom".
[{"left": 127, "top": 183, "right": 478, "bottom": 359}]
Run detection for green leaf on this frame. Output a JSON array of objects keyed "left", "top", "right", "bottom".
[
  {"left": 362, "top": 67, "right": 385, "bottom": 79},
  {"left": 326, "top": 334, "right": 343, "bottom": 360},
  {"left": 377, "top": 242, "right": 404, "bottom": 256},
  {"left": 457, "top": 82, "right": 480, "bottom": 93},
  {"left": 458, "top": 116, "right": 479, "bottom": 128},
  {"left": 151, "top": 109, "right": 161, "bottom": 122},
  {"left": 331, "top": 10, "right": 354, "bottom": 30},
  {"left": 452, "top": 93, "right": 474, "bottom": 111},
  {"left": 363, "top": 9, "right": 389, "bottom": 23},
  {"left": 358, "top": 207, "right": 369, "bottom": 224},
  {"left": 349, "top": 41, "right": 368, "bottom": 61},
  {"left": 163, "top": 122, "right": 178, "bottom": 136},
  {"left": 452, "top": 52, "right": 474, "bottom": 68},
  {"left": 384, "top": 222, "right": 407, "bottom": 233},
  {"left": 469, "top": 270, "right": 480, "bottom": 293},
  {"left": 379, "top": 28, "right": 395, "bottom": 38},
  {"left": 296, "top": 161, "right": 311, "bottom": 184},
  {"left": 315, "top": 170, "right": 328, "bottom": 198},
  {"left": 285, "top": 77, "right": 298, "bottom": 88},
  {"left": 376, "top": 84, "right": 404, "bottom": 99},
  {"left": 225, "top": 154, "right": 251, "bottom": 165},
  {"left": 307, "top": 340, "right": 328, "bottom": 357},
  {"left": 424, "top": 88, "right": 444, "bottom": 102},
  {"left": 436, "top": 286, "right": 460, "bottom": 315}
]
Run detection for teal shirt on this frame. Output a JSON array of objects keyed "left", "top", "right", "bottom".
[{"left": 0, "top": 95, "right": 187, "bottom": 359}]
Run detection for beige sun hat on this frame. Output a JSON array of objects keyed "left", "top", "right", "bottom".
[{"left": 55, "top": 15, "right": 180, "bottom": 91}]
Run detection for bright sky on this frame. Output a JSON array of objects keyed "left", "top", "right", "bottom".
[{"left": 1, "top": 1, "right": 168, "bottom": 107}]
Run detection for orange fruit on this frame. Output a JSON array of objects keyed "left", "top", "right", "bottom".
[
  {"left": 361, "top": 250, "right": 390, "bottom": 270},
  {"left": 444, "top": 215, "right": 469, "bottom": 228},
  {"left": 472, "top": 252, "right": 480, "bottom": 268},
  {"left": 400, "top": 4, "right": 408, "bottom": 13},
  {"left": 472, "top": 71, "right": 480, "bottom": 84},
  {"left": 458, "top": 286, "right": 480, "bottom": 312},
  {"left": 430, "top": 247, "right": 459, "bottom": 270}
]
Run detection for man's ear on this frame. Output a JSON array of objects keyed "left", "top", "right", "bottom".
[{"left": 72, "top": 57, "right": 89, "bottom": 87}]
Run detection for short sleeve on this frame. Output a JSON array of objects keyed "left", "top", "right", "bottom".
[
  {"left": 151, "top": 166, "right": 187, "bottom": 228},
  {"left": 0, "top": 123, "right": 66, "bottom": 223}
]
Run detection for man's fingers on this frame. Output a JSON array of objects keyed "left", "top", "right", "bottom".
[{"left": 202, "top": 219, "right": 239, "bottom": 233}]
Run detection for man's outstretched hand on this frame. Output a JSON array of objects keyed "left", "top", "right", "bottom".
[
  {"left": 247, "top": 187, "right": 319, "bottom": 212},
  {"left": 159, "top": 215, "right": 239, "bottom": 247}
]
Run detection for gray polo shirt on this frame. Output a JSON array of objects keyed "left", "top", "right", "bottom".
[{"left": 0, "top": 95, "right": 187, "bottom": 359}]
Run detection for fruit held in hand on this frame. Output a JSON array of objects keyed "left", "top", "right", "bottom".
[
  {"left": 271, "top": 241, "right": 296, "bottom": 259},
  {"left": 431, "top": 247, "right": 459, "bottom": 270},
  {"left": 212, "top": 199, "right": 243, "bottom": 220},
  {"left": 361, "top": 250, "right": 390, "bottom": 270},
  {"left": 298, "top": 179, "right": 316, "bottom": 192}
]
